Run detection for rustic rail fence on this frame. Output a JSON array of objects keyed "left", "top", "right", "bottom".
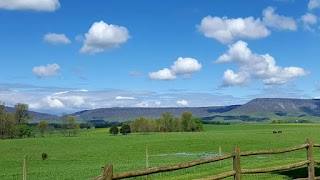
[{"left": 93, "top": 138, "right": 320, "bottom": 180}]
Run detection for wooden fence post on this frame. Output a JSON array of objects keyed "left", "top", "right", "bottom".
[
  {"left": 307, "top": 139, "right": 315, "bottom": 180},
  {"left": 103, "top": 164, "right": 113, "bottom": 180},
  {"left": 146, "top": 146, "right": 149, "bottom": 180},
  {"left": 23, "top": 155, "right": 27, "bottom": 180},
  {"left": 219, "top": 146, "right": 222, "bottom": 167},
  {"left": 233, "top": 146, "right": 241, "bottom": 180}
]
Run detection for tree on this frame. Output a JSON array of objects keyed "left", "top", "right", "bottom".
[
  {"left": 14, "top": 124, "right": 32, "bottom": 138},
  {"left": 0, "top": 103, "right": 6, "bottom": 138},
  {"left": 38, "top": 120, "right": 48, "bottom": 137},
  {"left": 120, "top": 124, "right": 131, "bottom": 135},
  {"left": 181, "top": 112, "right": 192, "bottom": 131},
  {"left": 109, "top": 125, "right": 119, "bottom": 135},
  {"left": 14, "top": 103, "right": 31, "bottom": 124},
  {"left": 190, "top": 117, "right": 203, "bottom": 131},
  {"left": 66, "top": 116, "right": 79, "bottom": 136},
  {"left": 0, "top": 112, "right": 15, "bottom": 139},
  {"left": 161, "top": 112, "right": 174, "bottom": 132}
]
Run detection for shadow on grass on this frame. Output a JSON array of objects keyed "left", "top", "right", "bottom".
[{"left": 273, "top": 166, "right": 320, "bottom": 179}]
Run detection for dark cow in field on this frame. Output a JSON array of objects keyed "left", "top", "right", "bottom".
[{"left": 272, "top": 131, "right": 283, "bottom": 134}]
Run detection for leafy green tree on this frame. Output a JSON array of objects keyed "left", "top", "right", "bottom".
[
  {"left": 190, "top": 117, "right": 203, "bottom": 131},
  {"left": 162, "top": 112, "right": 174, "bottom": 132},
  {"left": 120, "top": 124, "right": 131, "bottom": 135},
  {"left": 0, "top": 103, "right": 6, "bottom": 138},
  {"left": 14, "top": 124, "right": 32, "bottom": 138},
  {"left": 14, "top": 103, "right": 31, "bottom": 124},
  {"left": 181, "top": 111, "right": 192, "bottom": 131},
  {"left": 130, "top": 117, "right": 155, "bottom": 133},
  {"left": 66, "top": 116, "right": 79, "bottom": 136},
  {"left": 38, "top": 120, "right": 48, "bottom": 137},
  {"left": 0, "top": 112, "right": 15, "bottom": 139},
  {"left": 109, "top": 125, "right": 119, "bottom": 135}
]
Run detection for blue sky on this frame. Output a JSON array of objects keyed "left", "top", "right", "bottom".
[{"left": 0, "top": 0, "right": 320, "bottom": 114}]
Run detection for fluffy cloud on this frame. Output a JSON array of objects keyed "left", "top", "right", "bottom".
[
  {"left": 0, "top": 0, "right": 60, "bottom": 11},
  {"left": 301, "top": 13, "right": 318, "bottom": 31},
  {"left": 222, "top": 70, "right": 250, "bottom": 87},
  {"left": 301, "top": 13, "right": 318, "bottom": 25},
  {"left": 262, "top": 7, "right": 297, "bottom": 31},
  {"left": 80, "top": 21, "right": 130, "bottom": 54},
  {"left": 308, "top": 0, "right": 320, "bottom": 10},
  {"left": 149, "top": 57, "right": 201, "bottom": 80},
  {"left": 32, "top": 63, "right": 60, "bottom": 77},
  {"left": 171, "top": 57, "right": 202, "bottom": 75},
  {"left": 198, "top": 16, "right": 270, "bottom": 44},
  {"left": 43, "top": 96, "right": 65, "bottom": 108},
  {"left": 176, "top": 100, "right": 188, "bottom": 106},
  {"left": 149, "top": 68, "right": 176, "bottom": 80},
  {"left": 43, "top": 33, "right": 71, "bottom": 45},
  {"left": 115, "top": 96, "right": 135, "bottom": 100},
  {"left": 216, "top": 41, "right": 309, "bottom": 86}
]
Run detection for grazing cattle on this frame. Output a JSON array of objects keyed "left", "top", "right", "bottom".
[
  {"left": 278, "top": 131, "right": 282, "bottom": 134},
  {"left": 273, "top": 131, "right": 277, "bottom": 134}
]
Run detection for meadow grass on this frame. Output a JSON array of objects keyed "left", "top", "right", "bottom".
[{"left": 1, "top": 124, "right": 320, "bottom": 179}]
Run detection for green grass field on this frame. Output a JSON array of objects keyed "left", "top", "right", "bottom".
[{"left": 1, "top": 124, "right": 320, "bottom": 180}]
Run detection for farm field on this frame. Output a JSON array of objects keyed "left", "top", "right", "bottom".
[{"left": 1, "top": 124, "right": 320, "bottom": 180}]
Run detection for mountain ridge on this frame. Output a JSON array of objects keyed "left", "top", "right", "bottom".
[{"left": 3, "top": 98, "right": 320, "bottom": 123}]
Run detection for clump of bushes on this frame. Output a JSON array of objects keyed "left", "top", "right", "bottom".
[{"left": 42, "top": 153, "right": 48, "bottom": 160}]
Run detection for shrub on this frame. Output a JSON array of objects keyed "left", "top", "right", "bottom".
[{"left": 42, "top": 153, "right": 48, "bottom": 160}]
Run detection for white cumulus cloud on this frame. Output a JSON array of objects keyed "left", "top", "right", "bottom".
[
  {"left": 80, "top": 21, "right": 130, "bottom": 54},
  {"left": 262, "top": 7, "right": 297, "bottom": 31},
  {"left": 216, "top": 41, "right": 309, "bottom": 86},
  {"left": 198, "top": 16, "right": 270, "bottom": 44},
  {"left": 222, "top": 70, "right": 250, "bottom": 87},
  {"left": 309, "top": 0, "right": 320, "bottom": 10},
  {"left": 0, "top": 0, "right": 60, "bottom": 11},
  {"left": 171, "top": 57, "right": 202, "bottom": 75},
  {"left": 32, "top": 63, "right": 60, "bottom": 78},
  {"left": 149, "top": 68, "right": 176, "bottom": 80},
  {"left": 176, "top": 100, "right": 188, "bottom": 106},
  {"left": 115, "top": 96, "right": 135, "bottom": 100},
  {"left": 149, "top": 57, "right": 201, "bottom": 81},
  {"left": 44, "top": 33, "right": 71, "bottom": 45},
  {"left": 43, "top": 96, "right": 65, "bottom": 108}
]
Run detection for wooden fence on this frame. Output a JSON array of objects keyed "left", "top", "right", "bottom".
[{"left": 93, "top": 139, "right": 320, "bottom": 180}]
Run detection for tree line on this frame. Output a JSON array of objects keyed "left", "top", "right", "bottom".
[
  {"left": 0, "top": 103, "right": 80, "bottom": 139},
  {"left": 110, "top": 112, "right": 202, "bottom": 135}
]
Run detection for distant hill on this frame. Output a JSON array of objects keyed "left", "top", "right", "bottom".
[
  {"left": 64, "top": 98, "right": 320, "bottom": 122},
  {"left": 228, "top": 98, "right": 320, "bottom": 116},
  {"left": 4, "top": 98, "right": 320, "bottom": 123},
  {"left": 4, "top": 106, "right": 60, "bottom": 122},
  {"left": 72, "top": 106, "right": 240, "bottom": 122}
]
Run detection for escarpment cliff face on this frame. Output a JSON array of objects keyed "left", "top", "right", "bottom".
[{"left": 229, "top": 98, "right": 320, "bottom": 116}]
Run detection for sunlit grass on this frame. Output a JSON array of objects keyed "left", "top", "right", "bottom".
[{"left": 1, "top": 124, "right": 320, "bottom": 179}]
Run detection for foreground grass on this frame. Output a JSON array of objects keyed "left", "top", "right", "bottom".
[{"left": 1, "top": 124, "right": 320, "bottom": 179}]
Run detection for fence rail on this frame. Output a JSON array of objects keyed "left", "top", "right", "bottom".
[{"left": 93, "top": 138, "right": 320, "bottom": 180}]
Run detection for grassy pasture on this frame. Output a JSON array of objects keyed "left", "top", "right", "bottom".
[{"left": 1, "top": 124, "right": 320, "bottom": 179}]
